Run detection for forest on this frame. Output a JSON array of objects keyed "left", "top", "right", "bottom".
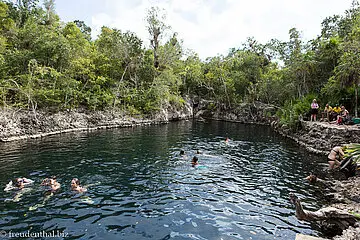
[{"left": 0, "top": 0, "right": 360, "bottom": 127}]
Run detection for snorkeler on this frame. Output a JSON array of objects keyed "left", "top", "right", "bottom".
[
  {"left": 71, "top": 178, "right": 87, "bottom": 193},
  {"left": 41, "top": 176, "right": 61, "bottom": 191},
  {"left": 191, "top": 156, "right": 199, "bottom": 167}
]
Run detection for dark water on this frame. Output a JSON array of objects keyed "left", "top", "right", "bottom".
[{"left": 0, "top": 120, "right": 330, "bottom": 240}]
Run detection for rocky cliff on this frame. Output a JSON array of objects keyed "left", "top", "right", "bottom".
[
  {"left": 194, "top": 101, "right": 278, "bottom": 125},
  {"left": 274, "top": 121, "right": 360, "bottom": 155},
  {"left": 0, "top": 102, "right": 193, "bottom": 142}
]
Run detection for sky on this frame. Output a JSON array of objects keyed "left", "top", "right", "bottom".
[{"left": 55, "top": 0, "right": 354, "bottom": 59}]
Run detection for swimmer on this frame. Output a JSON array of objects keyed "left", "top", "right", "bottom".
[
  {"left": 305, "top": 174, "right": 325, "bottom": 184},
  {"left": 225, "top": 137, "right": 230, "bottom": 144},
  {"left": 71, "top": 178, "right": 87, "bottom": 193},
  {"left": 13, "top": 178, "right": 26, "bottom": 189},
  {"left": 41, "top": 176, "right": 61, "bottom": 191},
  {"left": 4, "top": 177, "right": 33, "bottom": 202},
  {"left": 4, "top": 177, "right": 34, "bottom": 191},
  {"left": 179, "top": 149, "right": 188, "bottom": 160},
  {"left": 191, "top": 156, "right": 199, "bottom": 167}
]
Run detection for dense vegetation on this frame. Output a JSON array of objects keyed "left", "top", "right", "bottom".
[{"left": 0, "top": 0, "right": 359, "bottom": 123}]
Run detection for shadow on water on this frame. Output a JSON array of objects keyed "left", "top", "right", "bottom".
[{"left": 0, "top": 120, "right": 329, "bottom": 239}]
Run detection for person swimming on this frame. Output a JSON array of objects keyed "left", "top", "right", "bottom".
[
  {"left": 305, "top": 174, "right": 325, "bottom": 184},
  {"left": 4, "top": 177, "right": 34, "bottom": 202},
  {"left": 225, "top": 137, "right": 230, "bottom": 144},
  {"left": 191, "top": 156, "right": 199, "bottom": 167},
  {"left": 4, "top": 177, "right": 34, "bottom": 191},
  {"left": 41, "top": 176, "right": 61, "bottom": 191},
  {"left": 71, "top": 178, "right": 87, "bottom": 193},
  {"left": 179, "top": 149, "right": 189, "bottom": 160}
]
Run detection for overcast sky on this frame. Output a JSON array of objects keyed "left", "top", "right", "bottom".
[{"left": 55, "top": 0, "right": 353, "bottom": 59}]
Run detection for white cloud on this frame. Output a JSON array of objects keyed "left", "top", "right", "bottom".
[{"left": 87, "top": 0, "right": 353, "bottom": 59}]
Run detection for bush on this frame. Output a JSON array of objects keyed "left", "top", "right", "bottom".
[{"left": 277, "top": 94, "right": 317, "bottom": 130}]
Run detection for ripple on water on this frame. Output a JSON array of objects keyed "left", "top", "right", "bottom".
[{"left": 0, "top": 121, "right": 327, "bottom": 239}]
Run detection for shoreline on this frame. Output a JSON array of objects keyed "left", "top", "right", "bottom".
[
  {"left": 0, "top": 105, "right": 193, "bottom": 143},
  {"left": 1, "top": 107, "right": 359, "bottom": 239},
  {"left": 0, "top": 120, "right": 162, "bottom": 142}
]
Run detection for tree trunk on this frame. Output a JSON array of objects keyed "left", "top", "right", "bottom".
[
  {"left": 355, "top": 82, "right": 358, "bottom": 118},
  {"left": 113, "top": 65, "right": 129, "bottom": 108}
]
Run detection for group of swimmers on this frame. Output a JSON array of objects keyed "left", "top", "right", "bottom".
[
  {"left": 5, "top": 176, "right": 87, "bottom": 193},
  {"left": 6, "top": 137, "right": 231, "bottom": 201},
  {"left": 180, "top": 149, "right": 199, "bottom": 167}
]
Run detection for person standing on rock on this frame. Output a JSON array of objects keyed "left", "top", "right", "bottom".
[
  {"left": 310, "top": 99, "right": 319, "bottom": 121},
  {"left": 328, "top": 146, "right": 345, "bottom": 170}
]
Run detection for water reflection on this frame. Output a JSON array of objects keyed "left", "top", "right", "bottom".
[{"left": 0, "top": 120, "right": 327, "bottom": 239}]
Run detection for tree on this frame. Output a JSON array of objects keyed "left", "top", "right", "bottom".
[
  {"left": 74, "top": 20, "right": 91, "bottom": 41},
  {"left": 43, "top": 0, "right": 56, "bottom": 25},
  {"left": 334, "top": 12, "right": 360, "bottom": 117},
  {"left": 146, "top": 6, "right": 170, "bottom": 69},
  {"left": 11, "top": 0, "right": 40, "bottom": 27}
]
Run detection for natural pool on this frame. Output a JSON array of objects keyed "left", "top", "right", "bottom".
[{"left": 0, "top": 120, "right": 329, "bottom": 239}]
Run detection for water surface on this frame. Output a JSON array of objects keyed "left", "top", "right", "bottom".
[{"left": 0, "top": 120, "right": 329, "bottom": 239}]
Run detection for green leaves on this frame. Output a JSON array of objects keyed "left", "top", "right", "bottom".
[
  {"left": 344, "top": 143, "right": 360, "bottom": 163},
  {"left": 0, "top": 0, "right": 360, "bottom": 119}
]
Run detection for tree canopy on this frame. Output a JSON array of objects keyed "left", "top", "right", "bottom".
[{"left": 0, "top": 0, "right": 359, "bottom": 121}]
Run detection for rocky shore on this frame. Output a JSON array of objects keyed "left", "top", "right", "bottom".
[
  {"left": 274, "top": 120, "right": 360, "bottom": 155},
  {"left": 1, "top": 103, "right": 359, "bottom": 239},
  {"left": 0, "top": 103, "right": 193, "bottom": 142},
  {"left": 273, "top": 120, "right": 360, "bottom": 239}
]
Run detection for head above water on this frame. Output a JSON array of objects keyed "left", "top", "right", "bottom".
[
  {"left": 305, "top": 174, "right": 317, "bottom": 183},
  {"left": 41, "top": 178, "right": 50, "bottom": 186},
  {"left": 71, "top": 178, "right": 80, "bottom": 186},
  {"left": 41, "top": 176, "right": 57, "bottom": 186},
  {"left": 13, "top": 178, "right": 24, "bottom": 188},
  {"left": 180, "top": 150, "right": 185, "bottom": 155},
  {"left": 192, "top": 156, "right": 198, "bottom": 163}
]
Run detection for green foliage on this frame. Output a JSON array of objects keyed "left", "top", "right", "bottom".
[
  {"left": 0, "top": 0, "right": 359, "bottom": 120},
  {"left": 277, "top": 94, "right": 317, "bottom": 129},
  {"left": 344, "top": 143, "right": 360, "bottom": 163}
]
